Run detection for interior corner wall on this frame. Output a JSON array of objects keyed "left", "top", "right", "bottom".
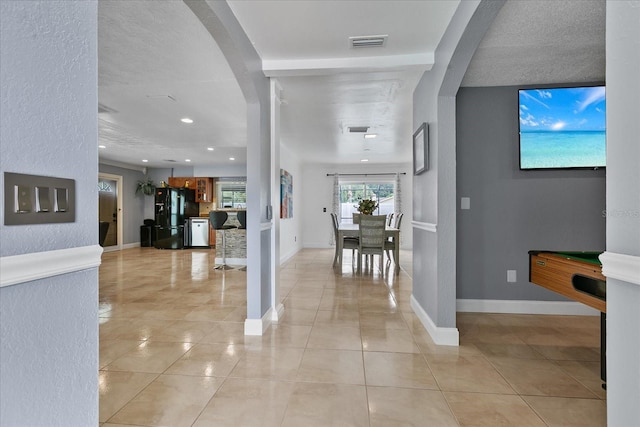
[
  {"left": 0, "top": 1, "right": 98, "bottom": 425},
  {"left": 456, "top": 86, "right": 606, "bottom": 302},
  {"left": 279, "top": 144, "right": 303, "bottom": 263}
]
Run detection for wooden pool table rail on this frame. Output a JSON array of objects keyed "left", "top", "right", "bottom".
[{"left": 529, "top": 250, "right": 606, "bottom": 313}]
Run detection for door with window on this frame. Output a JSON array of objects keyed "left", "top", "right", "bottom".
[{"left": 98, "top": 174, "right": 122, "bottom": 248}]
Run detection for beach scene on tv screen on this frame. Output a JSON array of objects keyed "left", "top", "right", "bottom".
[{"left": 519, "top": 86, "right": 606, "bottom": 169}]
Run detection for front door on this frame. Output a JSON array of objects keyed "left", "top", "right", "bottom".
[{"left": 98, "top": 174, "right": 122, "bottom": 248}]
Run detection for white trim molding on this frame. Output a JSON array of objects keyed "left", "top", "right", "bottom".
[
  {"left": 244, "top": 307, "right": 274, "bottom": 336},
  {"left": 271, "top": 303, "right": 285, "bottom": 323},
  {"left": 600, "top": 251, "right": 640, "bottom": 287},
  {"left": 0, "top": 245, "right": 103, "bottom": 288},
  {"left": 260, "top": 221, "right": 273, "bottom": 232},
  {"left": 412, "top": 220, "right": 437, "bottom": 233},
  {"left": 457, "top": 299, "right": 599, "bottom": 316},
  {"left": 410, "top": 295, "right": 459, "bottom": 346}
]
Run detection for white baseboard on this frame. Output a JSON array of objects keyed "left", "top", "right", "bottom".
[
  {"left": 456, "top": 299, "right": 600, "bottom": 316},
  {"left": 271, "top": 303, "right": 285, "bottom": 322},
  {"left": 410, "top": 295, "right": 459, "bottom": 346},
  {"left": 215, "top": 257, "right": 247, "bottom": 266},
  {"left": 280, "top": 247, "right": 300, "bottom": 265},
  {"left": 102, "top": 242, "right": 140, "bottom": 253},
  {"left": 244, "top": 307, "right": 274, "bottom": 335}
]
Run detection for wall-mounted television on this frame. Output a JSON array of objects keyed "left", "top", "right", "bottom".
[{"left": 519, "top": 85, "right": 606, "bottom": 170}]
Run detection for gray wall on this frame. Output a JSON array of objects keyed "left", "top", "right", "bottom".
[
  {"left": 0, "top": 1, "right": 98, "bottom": 424},
  {"left": 605, "top": 1, "right": 640, "bottom": 423},
  {"left": 456, "top": 86, "right": 606, "bottom": 301}
]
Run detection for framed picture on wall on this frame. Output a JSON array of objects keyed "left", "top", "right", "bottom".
[{"left": 413, "top": 122, "right": 429, "bottom": 175}]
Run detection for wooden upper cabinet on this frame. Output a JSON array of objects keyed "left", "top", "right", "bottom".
[
  {"left": 194, "top": 177, "right": 213, "bottom": 203},
  {"left": 167, "top": 177, "right": 213, "bottom": 203}
]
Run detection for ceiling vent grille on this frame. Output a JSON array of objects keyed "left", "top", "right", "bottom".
[
  {"left": 348, "top": 126, "right": 369, "bottom": 133},
  {"left": 349, "top": 35, "right": 388, "bottom": 48}
]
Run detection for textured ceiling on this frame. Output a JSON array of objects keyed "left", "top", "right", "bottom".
[{"left": 97, "top": 0, "right": 605, "bottom": 170}]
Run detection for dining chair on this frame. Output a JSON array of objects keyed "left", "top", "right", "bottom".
[
  {"left": 387, "top": 212, "right": 394, "bottom": 227},
  {"left": 357, "top": 214, "right": 387, "bottom": 272},
  {"left": 384, "top": 212, "right": 403, "bottom": 264},
  {"left": 352, "top": 213, "right": 361, "bottom": 224},
  {"left": 331, "top": 213, "right": 359, "bottom": 267}
]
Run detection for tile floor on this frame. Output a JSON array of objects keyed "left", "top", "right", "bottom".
[{"left": 99, "top": 248, "right": 606, "bottom": 426}]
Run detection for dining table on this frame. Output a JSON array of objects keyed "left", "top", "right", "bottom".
[{"left": 335, "top": 223, "right": 400, "bottom": 272}]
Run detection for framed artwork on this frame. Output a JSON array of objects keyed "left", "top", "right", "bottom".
[
  {"left": 413, "top": 122, "right": 428, "bottom": 175},
  {"left": 280, "top": 169, "right": 293, "bottom": 218}
]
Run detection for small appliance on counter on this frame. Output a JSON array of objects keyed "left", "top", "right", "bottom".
[
  {"left": 185, "top": 217, "right": 210, "bottom": 248},
  {"left": 154, "top": 187, "right": 198, "bottom": 249}
]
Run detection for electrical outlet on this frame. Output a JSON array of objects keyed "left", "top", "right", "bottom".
[{"left": 507, "top": 270, "right": 517, "bottom": 283}]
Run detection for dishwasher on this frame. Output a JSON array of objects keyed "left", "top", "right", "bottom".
[{"left": 185, "top": 218, "right": 210, "bottom": 248}]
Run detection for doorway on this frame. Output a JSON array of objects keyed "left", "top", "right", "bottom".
[{"left": 98, "top": 173, "right": 123, "bottom": 250}]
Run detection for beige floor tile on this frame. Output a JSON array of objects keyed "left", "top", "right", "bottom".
[
  {"left": 98, "top": 370, "right": 158, "bottom": 422},
  {"left": 489, "top": 356, "right": 597, "bottom": 398},
  {"left": 297, "top": 348, "right": 365, "bottom": 385},
  {"left": 444, "top": 391, "right": 546, "bottom": 426},
  {"left": 103, "top": 341, "right": 193, "bottom": 373},
  {"left": 280, "top": 307, "right": 318, "bottom": 325},
  {"left": 314, "top": 309, "right": 360, "bottom": 327},
  {"left": 229, "top": 347, "right": 304, "bottom": 380},
  {"left": 306, "top": 324, "right": 362, "bottom": 350},
  {"left": 261, "top": 323, "right": 312, "bottom": 348},
  {"left": 364, "top": 351, "right": 438, "bottom": 389},
  {"left": 367, "top": 386, "right": 458, "bottom": 427},
  {"left": 193, "top": 378, "right": 295, "bottom": 427},
  {"left": 199, "top": 321, "right": 246, "bottom": 345},
  {"left": 426, "top": 354, "right": 515, "bottom": 394},
  {"left": 164, "top": 343, "right": 243, "bottom": 377},
  {"left": 359, "top": 310, "right": 410, "bottom": 330},
  {"left": 281, "top": 382, "right": 369, "bottom": 427},
  {"left": 99, "top": 248, "right": 607, "bottom": 426},
  {"left": 361, "top": 327, "right": 420, "bottom": 353},
  {"left": 108, "top": 374, "right": 223, "bottom": 427},
  {"left": 99, "top": 339, "right": 145, "bottom": 369},
  {"left": 523, "top": 395, "right": 606, "bottom": 426}
]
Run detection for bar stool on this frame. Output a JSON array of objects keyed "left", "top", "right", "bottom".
[
  {"left": 210, "top": 211, "right": 237, "bottom": 270},
  {"left": 236, "top": 210, "right": 247, "bottom": 271}
]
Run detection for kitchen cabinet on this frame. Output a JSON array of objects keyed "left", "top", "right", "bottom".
[{"left": 167, "top": 177, "right": 213, "bottom": 203}]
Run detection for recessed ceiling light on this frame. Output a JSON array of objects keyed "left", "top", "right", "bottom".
[
  {"left": 98, "top": 145, "right": 106, "bottom": 149},
  {"left": 229, "top": 157, "right": 235, "bottom": 161},
  {"left": 364, "top": 134, "right": 377, "bottom": 139},
  {"left": 142, "top": 159, "right": 148, "bottom": 163},
  {"left": 360, "top": 159, "right": 369, "bottom": 162},
  {"left": 185, "top": 159, "right": 191, "bottom": 162},
  {"left": 207, "top": 147, "right": 214, "bottom": 151},
  {"left": 181, "top": 118, "right": 193, "bottom": 124}
]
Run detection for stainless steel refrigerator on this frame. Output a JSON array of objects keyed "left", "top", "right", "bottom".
[{"left": 154, "top": 187, "right": 198, "bottom": 249}]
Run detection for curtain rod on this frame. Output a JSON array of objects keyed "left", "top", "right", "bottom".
[{"left": 326, "top": 173, "right": 406, "bottom": 177}]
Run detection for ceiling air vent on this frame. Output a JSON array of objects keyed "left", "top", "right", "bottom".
[
  {"left": 348, "top": 126, "right": 370, "bottom": 133},
  {"left": 349, "top": 35, "right": 388, "bottom": 48}
]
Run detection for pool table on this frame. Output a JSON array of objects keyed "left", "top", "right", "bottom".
[{"left": 528, "top": 250, "right": 606, "bottom": 386}]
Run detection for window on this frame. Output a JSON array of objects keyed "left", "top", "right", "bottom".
[
  {"left": 339, "top": 180, "right": 395, "bottom": 223},
  {"left": 216, "top": 179, "right": 246, "bottom": 209}
]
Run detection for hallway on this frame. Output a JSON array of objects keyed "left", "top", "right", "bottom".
[{"left": 99, "top": 248, "right": 605, "bottom": 426}]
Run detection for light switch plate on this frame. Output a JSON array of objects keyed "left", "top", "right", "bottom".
[
  {"left": 4, "top": 172, "right": 75, "bottom": 225},
  {"left": 461, "top": 197, "right": 471, "bottom": 210}
]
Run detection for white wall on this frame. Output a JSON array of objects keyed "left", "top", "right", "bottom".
[
  {"left": 301, "top": 163, "right": 413, "bottom": 249},
  {"left": 279, "top": 144, "right": 303, "bottom": 262}
]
